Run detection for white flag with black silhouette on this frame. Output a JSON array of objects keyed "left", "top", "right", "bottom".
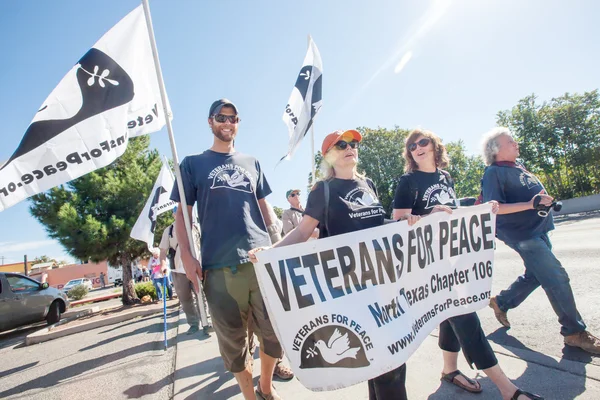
[
  {"left": 130, "top": 161, "right": 176, "bottom": 251},
  {"left": 281, "top": 36, "right": 323, "bottom": 161},
  {"left": 0, "top": 5, "right": 170, "bottom": 212}
]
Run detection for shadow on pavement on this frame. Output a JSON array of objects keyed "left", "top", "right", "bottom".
[
  {"left": 0, "top": 336, "right": 178, "bottom": 399},
  {"left": 123, "top": 372, "right": 173, "bottom": 399},
  {"left": 174, "top": 356, "right": 258, "bottom": 400},
  {"left": 78, "top": 310, "right": 179, "bottom": 352},
  {"left": 0, "top": 361, "right": 40, "bottom": 379}
]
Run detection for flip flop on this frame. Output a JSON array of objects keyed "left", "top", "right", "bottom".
[
  {"left": 441, "top": 370, "right": 483, "bottom": 393},
  {"left": 511, "top": 388, "right": 544, "bottom": 400}
]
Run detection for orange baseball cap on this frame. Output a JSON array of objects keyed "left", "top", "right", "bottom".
[{"left": 321, "top": 129, "right": 362, "bottom": 154}]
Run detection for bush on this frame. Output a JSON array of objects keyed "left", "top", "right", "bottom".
[
  {"left": 135, "top": 281, "right": 157, "bottom": 300},
  {"left": 68, "top": 284, "right": 89, "bottom": 300}
]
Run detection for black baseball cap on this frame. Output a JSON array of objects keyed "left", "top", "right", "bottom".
[{"left": 208, "top": 98, "right": 238, "bottom": 118}]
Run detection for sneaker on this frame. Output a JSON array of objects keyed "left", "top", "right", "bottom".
[
  {"left": 564, "top": 331, "right": 600, "bottom": 355},
  {"left": 273, "top": 360, "right": 294, "bottom": 381},
  {"left": 256, "top": 382, "right": 281, "bottom": 400},
  {"left": 186, "top": 325, "right": 199, "bottom": 335},
  {"left": 489, "top": 297, "right": 511, "bottom": 328}
]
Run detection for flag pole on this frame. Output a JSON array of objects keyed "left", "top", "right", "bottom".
[
  {"left": 141, "top": 0, "right": 208, "bottom": 330},
  {"left": 308, "top": 35, "right": 316, "bottom": 185}
]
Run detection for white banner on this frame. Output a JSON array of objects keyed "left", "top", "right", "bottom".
[
  {"left": 280, "top": 36, "right": 323, "bottom": 161},
  {"left": 0, "top": 5, "right": 170, "bottom": 212},
  {"left": 130, "top": 161, "right": 176, "bottom": 250},
  {"left": 255, "top": 205, "right": 496, "bottom": 391}
]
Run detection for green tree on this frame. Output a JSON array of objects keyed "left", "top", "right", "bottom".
[
  {"left": 497, "top": 90, "right": 600, "bottom": 198},
  {"left": 32, "top": 255, "right": 54, "bottom": 264},
  {"left": 445, "top": 140, "right": 485, "bottom": 198},
  {"left": 272, "top": 206, "right": 284, "bottom": 219},
  {"left": 29, "top": 136, "right": 172, "bottom": 305},
  {"left": 357, "top": 127, "right": 410, "bottom": 215}
]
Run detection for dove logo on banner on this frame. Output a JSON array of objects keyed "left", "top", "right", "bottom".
[
  {"left": 0, "top": 5, "right": 170, "bottom": 212},
  {"left": 131, "top": 162, "right": 176, "bottom": 250},
  {"left": 299, "top": 322, "right": 371, "bottom": 370},
  {"left": 280, "top": 36, "right": 323, "bottom": 161}
]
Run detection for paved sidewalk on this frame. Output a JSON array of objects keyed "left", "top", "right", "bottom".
[{"left": 173, "top": 312, "right": 600, "bottom": 399}]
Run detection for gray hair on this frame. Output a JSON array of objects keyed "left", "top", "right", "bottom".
[
  {"left": 481, "top": 127, "right": 512, "bottom": 166},
  {"left": 319, "top": 150, "right": 364, "bottom": 181}
]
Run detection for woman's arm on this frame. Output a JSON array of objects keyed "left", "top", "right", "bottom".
[
  {"left": 392, "top": 208, "right": 422, "bottom": 225},
  {"left": 249, "top": 215, "right": 320, "bottom": 262}
]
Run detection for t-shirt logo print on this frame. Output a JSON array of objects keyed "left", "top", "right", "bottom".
[
  {"left": 423, "top": 185, "right": 457, "bottom": 209},
  {"left": 209, "top": 166, "right": 254, "bottom": 193},
  {"left": 300, "top": 325, "right": 370, "bottom": 369},
  {"left": 519, "top": 172, "right": 540, "bottom": 189},
  {"left": 342, "top": 188, "right": 380, "bottom": 211}
]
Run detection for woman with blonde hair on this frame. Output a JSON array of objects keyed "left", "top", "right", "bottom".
[
  {"left": 250, "top": 129, "right": 408, "bottom": 399},
  {"left": 392, "top": 128, "right": 542, "bottom": 400}
]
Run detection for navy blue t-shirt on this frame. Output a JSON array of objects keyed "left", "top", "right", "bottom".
[
  {"left": 170, "top": 150, "right": 272, "bottom": 269},
  {"left": 304, "top": 178, "right": 385, "bottom": 238},
  {"left": 481, "top": 164, "right": 554, "bottom": 243}
]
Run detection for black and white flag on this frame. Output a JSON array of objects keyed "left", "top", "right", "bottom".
[
  {"left": 0, "top": 5, "right": 170, "bottom": 212},
  {"left": 130, "top": 161, "right": 176, "bottom": 251},
  {"left": 281, "top": 36, "right": 323, "bottom": 161}
]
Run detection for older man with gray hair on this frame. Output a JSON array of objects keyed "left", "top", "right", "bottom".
[{"left": 480, "top": 127, "right": 600, "bottom": 355}]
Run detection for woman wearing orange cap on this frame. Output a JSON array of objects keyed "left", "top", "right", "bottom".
[
  {"left": 392, "top": 128, "right": 542, "bottom": 400},
  {"left": 249, "top": 129, "right": 408, "bottom": 399}
]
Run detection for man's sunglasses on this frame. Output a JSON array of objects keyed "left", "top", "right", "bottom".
[
  {"left": 212, "top": 114, "right": 240, "bottom": 124},
  {"left": 334, "top": 140, "right": 359, "bottom": 150},
  {"left": 408, "top": 138, "right": 431, "bottom": 152},
  {"left": 289, "top": 193, "right": 298, "bottom": 197}
]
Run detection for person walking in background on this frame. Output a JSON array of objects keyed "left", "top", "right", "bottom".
[
  {"left": 99, "top": 272, "right": 106, "bottom": 289},
  {"left": 160, "top": 207, "right": 204, "bottom": 335},
  {"left": 392, "top": 128, "right": 543, "bottom": 400},
  {"left": 281, "top": 189, "right": 318, "bottom": 238},
  {"left": 481, "top": 127, "right": 600, "bottom": 356}
]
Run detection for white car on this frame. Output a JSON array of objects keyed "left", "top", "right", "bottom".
[{"left": 63, "top": 278, "right": 93, "bottom": 294}]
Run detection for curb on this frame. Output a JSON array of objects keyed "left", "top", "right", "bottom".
[
  {"left": 70, "top": 293, "right": 122, "bottom": 306},
  {"left": 25, "top": 302, "right": 175, "bottom": 346}
]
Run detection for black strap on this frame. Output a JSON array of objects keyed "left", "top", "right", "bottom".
[
  {"left": 290, "top": 207, "right": 304, "bottom": 214},
  {"left": 323, "top": 180, "right": 330, "bottom": 236}
]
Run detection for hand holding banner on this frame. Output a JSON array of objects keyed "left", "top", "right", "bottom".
[{"left": 254, "top": 204, "right": 496, "bottom": 391}]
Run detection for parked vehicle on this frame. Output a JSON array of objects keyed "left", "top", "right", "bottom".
[
  {"left": 107, "top": 265, "right": 123, "bottom": 287},
  {"left": 63, "top": 278, "right": 93, "bottom": 293},
  {"left": 0, "top": 272, "right": 70, "bottom": 331}
]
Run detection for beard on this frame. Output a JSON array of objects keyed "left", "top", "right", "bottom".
[{"left": 212, "top": 124, "right": 237, "bottom": 142}]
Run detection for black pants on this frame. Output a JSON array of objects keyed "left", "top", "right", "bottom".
[
  {"left": 438, "top": 312, "right": 497, "bottom": 370},
  {"left": 368, "top": 364, "right": 407, "bottom": 400}
]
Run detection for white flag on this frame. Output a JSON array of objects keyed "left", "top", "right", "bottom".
[
  {"left": 281, "top": 36, "right": 323, "bottom": 161},
  {"left": 0, "top": 5, "right": 170, "bottom": 212},
  {"left": 130, "top": 161, "right": 176, "bottom": 251}
]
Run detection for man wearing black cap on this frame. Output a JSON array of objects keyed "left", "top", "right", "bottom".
[{"left": 171, "top": 99, "right": 287, "bottom": 400}]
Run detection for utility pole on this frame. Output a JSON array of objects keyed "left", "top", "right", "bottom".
[{"left": 0, "top": 255, "right": 5, "bottom": 265}]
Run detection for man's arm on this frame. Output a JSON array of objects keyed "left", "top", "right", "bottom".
[
  {"left": 174, "top": 204, "right": 203, "bottom": 292},
  {"left": 497, "top": 194, "right": 553, "bottom": 215},
  {"left": 258, "top": 198, "right": 281, "bottom": 243}
]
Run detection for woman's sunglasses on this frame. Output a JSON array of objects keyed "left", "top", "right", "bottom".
[
  {"left": 408, "top": 138, "right": 431, "bottom": 152},
  {"left": 334, "top": 140, "right": 359, "bottom": 150},
  {"left": 213, "top": 114, "right": 240, "bottom": 124}
]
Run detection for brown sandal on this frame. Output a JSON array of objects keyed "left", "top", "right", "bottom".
[{"left": 441, "top": 370, "right": 483, "bottom": 393}]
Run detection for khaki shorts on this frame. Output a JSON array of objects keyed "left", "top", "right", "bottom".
[{"left": 203, "top": 262, "right": 283, "bottom": 373}]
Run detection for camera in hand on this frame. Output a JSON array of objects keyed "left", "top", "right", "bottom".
[{"left": 533, "top": 195, "right": 563, "bottom": 217}]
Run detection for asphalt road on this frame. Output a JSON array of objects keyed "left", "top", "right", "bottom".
[
  {"left": 478, "top": 213, "right": 600, "bottom": 366},
  {"left": 0, "top": 305, "right": 179, "bottom": 400}
]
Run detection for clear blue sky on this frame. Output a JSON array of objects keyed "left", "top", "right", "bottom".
[{"left": 0, "top": 0, "right": 598, "bottom": 265}]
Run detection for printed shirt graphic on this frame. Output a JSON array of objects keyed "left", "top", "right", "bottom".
[
  {"left": 300, "top": 325, "right": 370, "bottom": 369},
  {"left": 482, "top": 164, "right": 554, "bottom": 243},
  {"left": 170, "top": 151, "right": 271, "bottom": 269},
  {"left": 304, "top": 178, "right": 385, "bottom": 238},
  {"left": 393, "top": 170, "right": 457, "bottom": 216}
]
